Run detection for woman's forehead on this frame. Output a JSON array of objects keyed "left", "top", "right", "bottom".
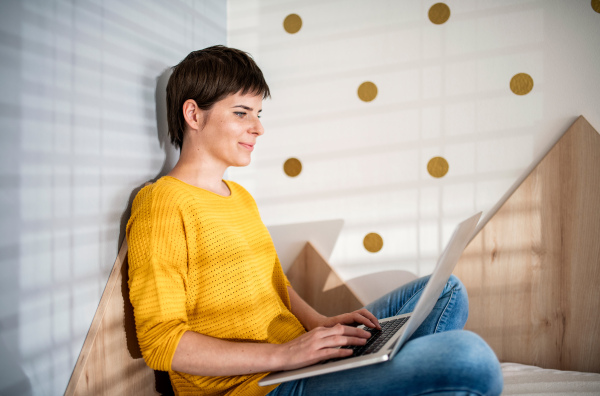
[{"left": 220, "top": 91, "right": 263, "bottom": 107}]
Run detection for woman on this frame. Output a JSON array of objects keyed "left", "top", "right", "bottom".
[{"left": 126, "top": 45, "right": 503, "bottom": 396}]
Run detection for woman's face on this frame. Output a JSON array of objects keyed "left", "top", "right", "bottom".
[{"left": 196, "top": 91, "right": 264, "bottom": 169}]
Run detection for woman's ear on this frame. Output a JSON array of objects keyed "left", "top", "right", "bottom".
[{"left": 182, "top": 99, "right": 202, "bottom": 131}]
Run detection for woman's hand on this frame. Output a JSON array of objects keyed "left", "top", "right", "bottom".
[
  {"left": 273, "top": 323, "right": 372, "bottom": 371},
  {"left": 317, "top": 308, "right": 381, "bottom": 330}
]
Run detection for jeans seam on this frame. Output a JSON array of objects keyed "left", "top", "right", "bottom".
[
  {"left": 434, "top": 287, "right": 454, "bottom": 333},
  {"left": 394, "top": 284, "right": 428, "bottom": 316}
]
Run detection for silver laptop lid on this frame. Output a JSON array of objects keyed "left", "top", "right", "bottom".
[{"left": 389, "top": 212, "right": 481, "bottom": 359}]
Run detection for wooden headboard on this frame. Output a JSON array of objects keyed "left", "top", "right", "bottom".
[
  {"left": 64, "top": 240, "right": 172, "bottom": 395},
  {"left": 454, "top": 116, "right": 600, "bottom": 373}
]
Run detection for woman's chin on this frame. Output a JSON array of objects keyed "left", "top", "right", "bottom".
[{"left": 231, "top": 157, "right": 252, "bottom": 167}]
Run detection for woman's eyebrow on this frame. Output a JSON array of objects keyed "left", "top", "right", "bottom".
[{"left": 232, "top": 105, "right": 262, "bottom": 113}]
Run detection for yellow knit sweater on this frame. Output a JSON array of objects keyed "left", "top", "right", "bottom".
[{"left": 126, "top": 176, "right": 306, "bottom": 395}]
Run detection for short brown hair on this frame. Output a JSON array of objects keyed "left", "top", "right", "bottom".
[{"left": 166, "top": 45, "right": 271, "bottom": 149}]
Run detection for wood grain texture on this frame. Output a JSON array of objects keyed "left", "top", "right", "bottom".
[
  {"left": 65, "top": 240, "right": 167, "bottom": 396},
  {"left": 454, "top": 116, "right": 600, "bottom": 373},
  {"left": 286, "top": 242, "right": 364, "bottom": 316}
]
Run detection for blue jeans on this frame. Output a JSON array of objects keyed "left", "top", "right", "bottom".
[{"left": 268, "top": 275, "right": 503, "bottom": 396}]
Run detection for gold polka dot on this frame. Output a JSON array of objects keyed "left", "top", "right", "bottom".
[
  {"left": 283, "top": 14, "right": 302, "bottom": 34},
  {"left": 364, "top": 233, "right": 383, "bottom": 253},
  {"left": 284, "top": 158, "right": 302, "bottom": 177},
  {"left": 357, "top": 81, "right": 378, "bottom": 102},
  {"left": 429, "top": 3, "right": 451, "bottom": 25},
  {"left": 427, "top": 157, "right": 449, "bottom": 178},
  {"left": 593, "top": 0, "right": 600, "bottom": 13},
  {"left": 510, "top": 73, "right": 534, "bottom": 95}
]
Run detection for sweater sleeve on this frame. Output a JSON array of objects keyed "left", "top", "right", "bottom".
[{"left": 126, "top": 186, "right": 191, "bottom": 371}]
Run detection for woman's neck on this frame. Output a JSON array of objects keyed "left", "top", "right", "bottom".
[{"left": 167, "top": 146, "right": 230, "bottom": 196}]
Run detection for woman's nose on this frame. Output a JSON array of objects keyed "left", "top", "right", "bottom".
[{"left": 251, "top": 118, "right": 264, "bottom": 136}]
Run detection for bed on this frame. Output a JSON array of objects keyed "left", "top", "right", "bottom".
[{"left": 501, "top": 363, "right": 600, "bottom": 395}]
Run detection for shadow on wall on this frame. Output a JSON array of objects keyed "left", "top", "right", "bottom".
[
  {"left": 0, "top": 335, "right": 33, "bottom": 396},
  {"left": 117, "top": 67, "right": 179, "bottom": 249}
]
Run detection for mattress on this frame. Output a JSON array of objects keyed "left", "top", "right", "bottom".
[{"left": 501, "top": 363, "right": 600, "bottom": 395}]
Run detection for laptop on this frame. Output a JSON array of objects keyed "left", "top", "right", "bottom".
[{"left": 259, "top": 212, "right": 482, "bottom": 386}]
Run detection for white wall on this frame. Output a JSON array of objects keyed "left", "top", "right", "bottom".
[
  {"left": 0, "top": 0, "right": 226, "bottom": 394},
  {"left": 228, "top": 0, "right": 600, "bottom": 279}
]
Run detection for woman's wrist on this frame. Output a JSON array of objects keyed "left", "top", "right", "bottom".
[{"left": 267, "top": 342, "right": 285, "bottom": 371}]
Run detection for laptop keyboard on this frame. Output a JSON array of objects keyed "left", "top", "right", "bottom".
[{"left": 322, "top": 316, "right": 410, "bottom": 364}]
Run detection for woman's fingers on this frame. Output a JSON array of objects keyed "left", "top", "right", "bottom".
[
  {"left": 357, "top": 309, "right": 381, "bottom": 329},
  {"left": 312, "top": 324, "right": 366, "bottom": 337},
  {"left": 302, "top": 327, "right": 367, "bottom": 360},
  {"left": 301, "top": 325, "right": 369, "bottom": 351},
  {"left": 341, "top": 310, "right": 381, "bottom": 329},
  {"left": 313, "top": 324, "right": 370, "bottom": 349},
  {"left": 278, "top": 324, "right": 374, "bottom": 370}
]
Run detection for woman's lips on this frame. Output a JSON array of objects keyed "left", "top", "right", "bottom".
[{"left": 239, "top": 142, "right": 254, "bottom": 151}]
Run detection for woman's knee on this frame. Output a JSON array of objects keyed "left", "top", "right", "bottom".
[
  {"left": 392, "top": 330, "right": 503, "bottom": 395},
  {"left": 447, "top": 274, "right": 467, "bottom": 298},
  {"left": 449, "top": 274, "right": 468, "bottom": 306},
  {"left": 447, "top": 330, "right": 504, "bottom": 395}
]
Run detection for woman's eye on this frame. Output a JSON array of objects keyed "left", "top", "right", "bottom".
[{"left": 234, "top": 112, "right": 246, "bottom": 117}]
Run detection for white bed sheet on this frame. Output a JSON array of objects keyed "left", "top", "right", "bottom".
[{"left": 501, "top": 362, "right": 600, "bottom": 395}]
